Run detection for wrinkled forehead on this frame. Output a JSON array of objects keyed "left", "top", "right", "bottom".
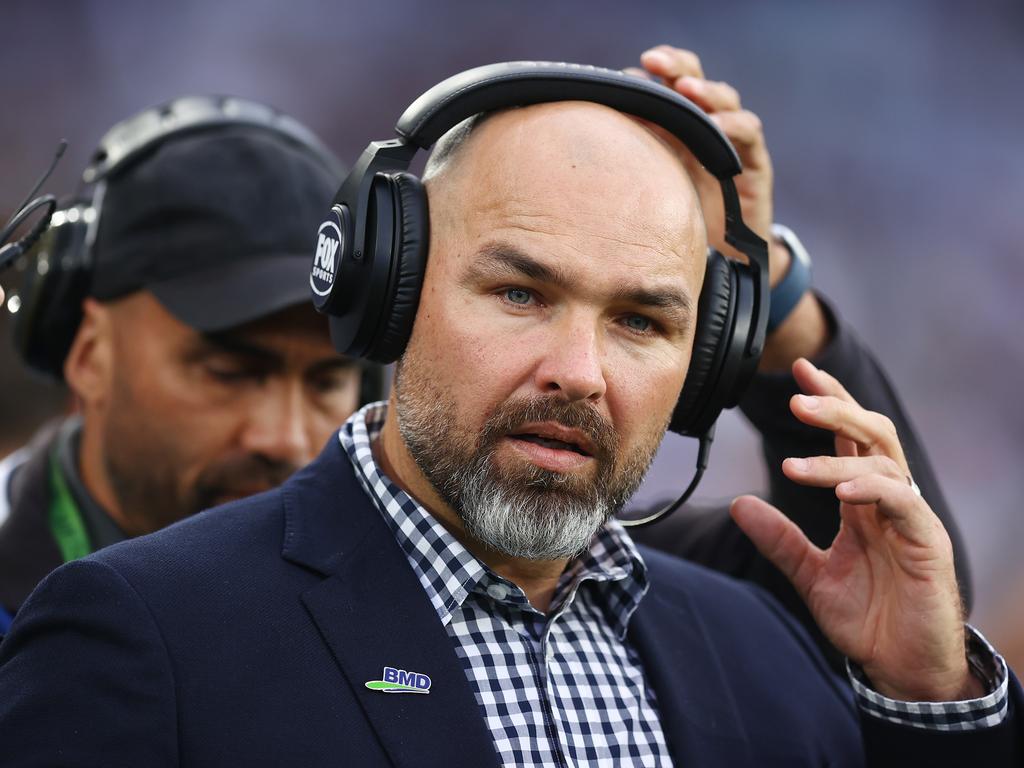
[{"left": 427, "top": 102, "right": 708, "bottom": 288}]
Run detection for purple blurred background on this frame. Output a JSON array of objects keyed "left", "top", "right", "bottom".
[{"left": 2, "top": 0, "right": 1022, "bottom": 661}]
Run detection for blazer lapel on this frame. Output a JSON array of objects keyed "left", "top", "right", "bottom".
[
  {"left": 282, "top": 438, "right": 499, "bottom": 768},
  {"left": 628, "top": 557, "right": 755, "bottom": 767}
]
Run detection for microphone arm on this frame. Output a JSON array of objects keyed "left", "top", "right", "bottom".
[{"left": 0, "top": 140, "right": 67, "bottom": 272}]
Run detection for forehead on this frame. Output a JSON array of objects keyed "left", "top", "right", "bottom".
[{"left": 429, "top": 102, "right": 707, "bottom": 291}]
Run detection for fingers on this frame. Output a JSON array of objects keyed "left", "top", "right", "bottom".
[
  {"left": 640, "top": 45, "right": 704, "bottom": 80},
  {"left": 792, "top": 358, "right": 859, "bottom": 456},
  {"left": 677, "top": 78, "right": 741, "bottom": 113},
  {"left": 708, "top": 111, "right": 769, "bottom": 171},
  {"left": 731, "top": 495, "right": 824, "bottom": 601},
  {"left": 639, "top": 48, "right": 767, "bottom": 171},
  {"left": 783, "top": 454, "right": 907, "bottom": 488},
  {"left": 793, "top": 358, "right": 856, "bottom": 404},
  {"left": 789, "top": 392, "right": 908, "bottom": 467},
  {"left": 836, "top": 474, "right": 948, "bottom": 549},
  {"left": 636, "top": 43, "right": 772, "bottom": 248},
  {"left": 622, "top": 66, "right": 653, "bottom": 82},
  {"left": 708, "top": 108, "right": 761, "bottom": 144},
  {"left": 639, "top": 46, "right": 742, "bottom": 115}
]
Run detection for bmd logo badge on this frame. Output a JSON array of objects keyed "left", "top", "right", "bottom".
[
  {"left": 310, "top": 213, "right": 343, "bottom": 297},
  {"left": 365, "top": 666, "right": 432, "bottom": 694}
]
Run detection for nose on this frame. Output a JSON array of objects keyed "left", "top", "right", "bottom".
[
  {"left": 239, "top": 379, "right": 314, "bottom": 467},
  {"left": 533, "top": 312, "right": 607, "bottom": 403}
]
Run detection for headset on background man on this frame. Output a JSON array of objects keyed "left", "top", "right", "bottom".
[{"left": 6, "top": 96, "right": 385, "bottom": 404}]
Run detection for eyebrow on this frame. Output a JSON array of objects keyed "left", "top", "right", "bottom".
[
  {"left": 464, "top": 242, "right": 570, "bottom": 289},
  {"left": 610, "top": 285, "right": 693, "bottom": 330},
  {"left": 466, "top": 241, "right": 694, "bottom": 331}
]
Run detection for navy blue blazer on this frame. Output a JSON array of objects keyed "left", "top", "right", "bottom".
[{"left": 0, "top": 436, "right": 1020, "bottom": 766}]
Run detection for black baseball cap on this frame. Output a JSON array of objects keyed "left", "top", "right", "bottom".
[{"left": 89, "top": 126, "right": 341, "bottom": 331}]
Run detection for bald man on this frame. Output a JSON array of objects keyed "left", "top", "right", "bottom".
[{"left": 0, "top": 73, "right": 1019, "bottom": 767}]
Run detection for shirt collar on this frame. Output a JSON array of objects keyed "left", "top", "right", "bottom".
[{"left": 339, "top": 402, "right": 649, "bottom": 637}]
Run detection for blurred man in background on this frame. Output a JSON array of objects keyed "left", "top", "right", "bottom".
[{"left": 0, "top": 97, "right": 372, "bottom": 631}]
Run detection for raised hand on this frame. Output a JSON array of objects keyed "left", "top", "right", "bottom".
[
  {"left": 730, "top": 358, "right": 982, "bottom": 702},
  {"left": 630, "top": 45, "right": 773, "bottom": 261},
  {"left": 629, "top": 45, "right": 830, "bottom": 370}
]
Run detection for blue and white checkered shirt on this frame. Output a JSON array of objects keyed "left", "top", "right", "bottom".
[
  {"left": 342, "top": 403, "right": 669, "bottom": 766},
  {"left": 340, "top": 403, "right": 1009, "bottom": 764}
]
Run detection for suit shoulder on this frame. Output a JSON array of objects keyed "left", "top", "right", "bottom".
[
  {"left": 89, "top": 486, "right": 287, "bottom": 585},
  {"left": 637, "top": 543, "right": 842, "bottom": 688},
  {"left": 639, "top": 542, "right": 766, "bottom": 604},
  {"left": 638, "top": 544, "right": 817, "bottom": 645},
  {"left": 77, "top": 438, "right": 365, "bottom": 614}
]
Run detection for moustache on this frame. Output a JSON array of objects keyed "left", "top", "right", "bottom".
[{"left": 480, "top": 395, "right": 618, "bottom": 464}]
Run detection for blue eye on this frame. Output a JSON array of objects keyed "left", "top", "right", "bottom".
[
  {"left": 624, "top": 315, "right": 651, "bottom": 332},
  {"left": 505, "top": 288, "right": 532, "bottom": 305}
]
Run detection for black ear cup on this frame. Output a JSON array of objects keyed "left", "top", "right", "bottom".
[
  {"left": 12, "top": 214, "right": 92, "bottom": 379},
  {"left": 670, "top": 249, "right": 736, "bottom": 437},
  {"left": 364, "top": 172, "right": 429, "bottom": 363}
]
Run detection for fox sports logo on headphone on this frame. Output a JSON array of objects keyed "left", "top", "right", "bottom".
[{"left": 310, "top": 208, "right": 344, "bottom": 297}]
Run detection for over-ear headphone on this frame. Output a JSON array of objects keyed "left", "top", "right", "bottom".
[
  {"left": 312, "top": 62, "right": 769, "bottom": 444},
  {"left": 12, "top": 95, "right": 348, "bottom": 380}
]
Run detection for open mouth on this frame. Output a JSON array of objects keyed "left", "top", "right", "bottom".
[
  {"left": 506, "top": 420, "right": 597, "bottom": 459},
  {"left": 509, "top": 433, "right": 591, "bottom": 456}
]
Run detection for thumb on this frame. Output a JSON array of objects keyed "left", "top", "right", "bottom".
[{"left": 730, "top": 495, "right": 824, "bottom": 601}]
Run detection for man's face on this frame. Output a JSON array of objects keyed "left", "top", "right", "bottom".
[
  {"left": 394, "top": 103, "right": 707, "bottom": 559},
  {"left": 85, "top": 295, "right": 359, "bottom": 534}
]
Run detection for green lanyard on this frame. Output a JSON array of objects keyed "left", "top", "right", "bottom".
[{"left": 47, "top": 451, "right": 92, "bottom": 563}]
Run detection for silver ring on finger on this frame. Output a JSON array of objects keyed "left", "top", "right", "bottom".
[{"left": 906, "top": 475, "right": 922, "bottom": 497}]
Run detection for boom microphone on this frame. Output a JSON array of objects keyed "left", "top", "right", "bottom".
[{"left": 0, "top": 140, "right": 67, "bottom": 272}]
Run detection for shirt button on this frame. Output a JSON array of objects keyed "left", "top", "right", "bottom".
[{"left": 487, "top": 583, "right": 510, "bottom": 601}]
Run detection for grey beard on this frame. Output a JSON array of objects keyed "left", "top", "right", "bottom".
[
  {"left": 446, "top": 450, "right": 616, "bottom": 560},
  {"left": 396, "top": 391, "right": 649, "bottom": 562}
]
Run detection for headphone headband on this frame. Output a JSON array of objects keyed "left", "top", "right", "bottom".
[
  {"left": 83, "top": 95, "right": 344, "bottom": 184},
  {"left": 396, "top": 62, "right": 741, "bottom": 179}
]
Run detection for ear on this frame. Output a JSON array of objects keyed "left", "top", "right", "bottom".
[{"left": 63, "top": 298, "right": 115, "bottom": 407}]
